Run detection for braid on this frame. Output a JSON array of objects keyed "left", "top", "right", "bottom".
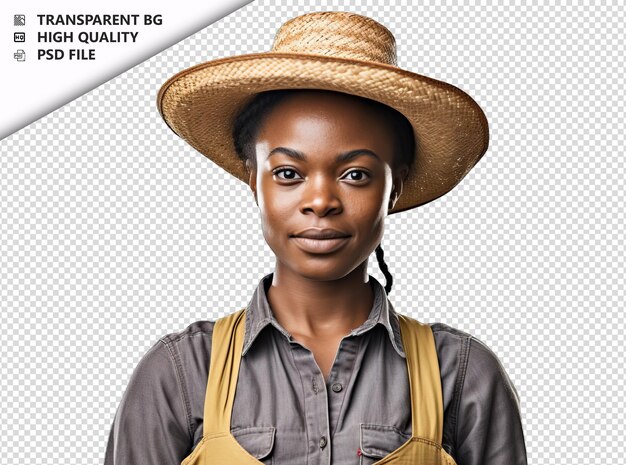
[{"left": 375, "top": 244, "right": 393, "bottom": 294}]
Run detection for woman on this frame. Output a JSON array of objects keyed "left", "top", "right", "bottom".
[{"left": 105, "top": 11, "right": 527, "bottom": 465}]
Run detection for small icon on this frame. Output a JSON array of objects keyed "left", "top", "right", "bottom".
[
  {"left": 14, "top": 14, "right": 26, "bottom": 26},
  {"left": 14, "top": 32, "right": 25, "bottom": 42},
  {"left": 14, "top": 49, "right": 25, "bottom": 61}
]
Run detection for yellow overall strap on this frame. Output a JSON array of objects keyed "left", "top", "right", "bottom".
[
  {"left": 203, "top": 308, "right": 247, "bottom": 435},
  {"left": 397, "top": 314, "right": 444, "bottom": 444}
]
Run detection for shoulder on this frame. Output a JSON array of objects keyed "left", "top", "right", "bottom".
[
  {"left": 427, "top": 323, "right": 524, "bottom": 457},
  {"left": 428, "top": 322, "right": 473, "bottom": 382},
  {"left": 428, "top": 325, "right": 527, "bottom": 462},
  {"left": 125, "top": 320, "right": 215, "bottom": 392},
  {"left": 119, "top": 319, "right": 216, "bottom": 410},
  {"left": 128, "top": 320, "right": 217, "bottom": 438},
  {"left": 430, "top": 322, "right": 509, "bottom": 369},
  {"left": 136, "top": 320, "right": 216, "bottom": 378},
  {"left": 430, "top": 322, "right": 521, "bottom": 406},
  {"left": 464, "top": 331, "right": 521, "bottom": 405},
  {"left": 431, "top": 322, "right": 516, "bottom": 376},
  {"left": 107, "top": 320, "right": 217, "bottom": 463},
  {"left": 156, "top": 319, "right": 216, "bottom": 394},
  {"left": 158, "top": 319, "right": 215, "bottom": 351},
  {"left": 430, "top": 321, "right": 473, "bottom": 348}
]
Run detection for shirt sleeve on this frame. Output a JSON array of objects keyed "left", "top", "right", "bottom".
[
  {"left": 104, "top": 339, "right": 192, "bottom": 465},
  {"left": 454, "top": 337, "right": 528, "bottom": 465}
]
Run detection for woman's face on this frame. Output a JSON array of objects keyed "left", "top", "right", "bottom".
[{"left": 249, "top": 90, "right": 408, "bottom": 282}]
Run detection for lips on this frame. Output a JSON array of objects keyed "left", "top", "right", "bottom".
[
  {"left": 291, "top": 228, "right": 351, "bottom": 239},
  {"left": 290, "top": 228, "right": 351, "bottom": 254}
]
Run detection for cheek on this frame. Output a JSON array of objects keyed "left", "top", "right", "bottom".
[
  {"left": 348, "top": 190, "right": 388, "bottom": 248},
  {"left": 257, "top": 181, "right": 295, "bottom": 242},
  {"left": 351, "top": 189, "right": 387, "bottom": 224}
]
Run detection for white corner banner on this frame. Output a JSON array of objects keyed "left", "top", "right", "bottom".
[{"left": 0, "top": 0, "right": 253, "bottom": 139}]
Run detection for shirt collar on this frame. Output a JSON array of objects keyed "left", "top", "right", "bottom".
[{"left": 241, "top": 272, "right": 406, "bottom": 358}]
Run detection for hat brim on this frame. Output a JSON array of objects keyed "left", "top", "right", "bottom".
[{"left": 157, "top": 52, "right": 489, "bottom": 214}]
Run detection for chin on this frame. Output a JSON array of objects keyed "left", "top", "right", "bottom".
[
  {"left": 284, "top": 256, "right": 362, "bottom": 282},
  {"left": 269, "top": 238, "right": 373, "bottom": 282}
]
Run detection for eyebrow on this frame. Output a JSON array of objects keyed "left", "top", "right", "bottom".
[{"left": 267, "top": 147, "right": 382, "bottom": 163}]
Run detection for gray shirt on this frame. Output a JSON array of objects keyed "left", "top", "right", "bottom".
[{"left": 105, "top": 273, "right": 527, "bottom": 465}]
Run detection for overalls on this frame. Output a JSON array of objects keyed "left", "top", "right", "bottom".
[{"left": 181, "top": 308, "right": 457, "bottom": 465}]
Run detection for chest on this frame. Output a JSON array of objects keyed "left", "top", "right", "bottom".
[{"left": 228, "top": 326, "right": 414, "bottom": 464}]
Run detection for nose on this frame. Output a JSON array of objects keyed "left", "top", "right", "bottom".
[{"left": 299, "top": 174, "right": 343, "bottom": 217}]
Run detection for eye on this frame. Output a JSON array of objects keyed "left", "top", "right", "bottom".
[
  {"left": 342, "top": 169, "right": 370, "bottom": 182},
  {"left": 273, "top": 168, "right": 302, "bottom": 181}
]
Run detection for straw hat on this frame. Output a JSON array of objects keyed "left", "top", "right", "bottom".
[{"left": 157, "top": 11, "right": 489, "bottom": 214}]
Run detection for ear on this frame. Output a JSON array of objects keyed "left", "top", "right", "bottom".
[
  {"left": 389, "top": 165, "right": 409, "bottom": 210},
  {"left": 247, "top": 161, "right": 258, "bottom": 206}
]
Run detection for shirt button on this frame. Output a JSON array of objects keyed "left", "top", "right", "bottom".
[
  {"left": 319, "top": 435, "right": 327, "bottom": 449},
  {"left": 331, "top": 382, "right": 343, "bottom": 392}
]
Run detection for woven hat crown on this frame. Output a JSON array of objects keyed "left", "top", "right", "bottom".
[{"left": 270, "top": 11, "right": 398, "bottom": 66}]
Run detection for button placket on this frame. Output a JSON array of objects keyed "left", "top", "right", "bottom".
[
  {"left": 290, "top": 342, "right": 332, "bottom": 464},
  {"left": 326, "top": 337, "right": 360, "bottom": 440}
]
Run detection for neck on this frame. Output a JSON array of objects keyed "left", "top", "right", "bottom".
[{"left": 267, "top": 261, "right": 374, "bottom": 339}]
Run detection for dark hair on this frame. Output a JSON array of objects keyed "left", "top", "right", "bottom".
[{"left": 232, "top": 89, "right": 415, "bottom": 294}]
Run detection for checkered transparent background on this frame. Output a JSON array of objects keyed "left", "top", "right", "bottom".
[{"left": 1, "top": 1, "right": 624, "bottom": 463}]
